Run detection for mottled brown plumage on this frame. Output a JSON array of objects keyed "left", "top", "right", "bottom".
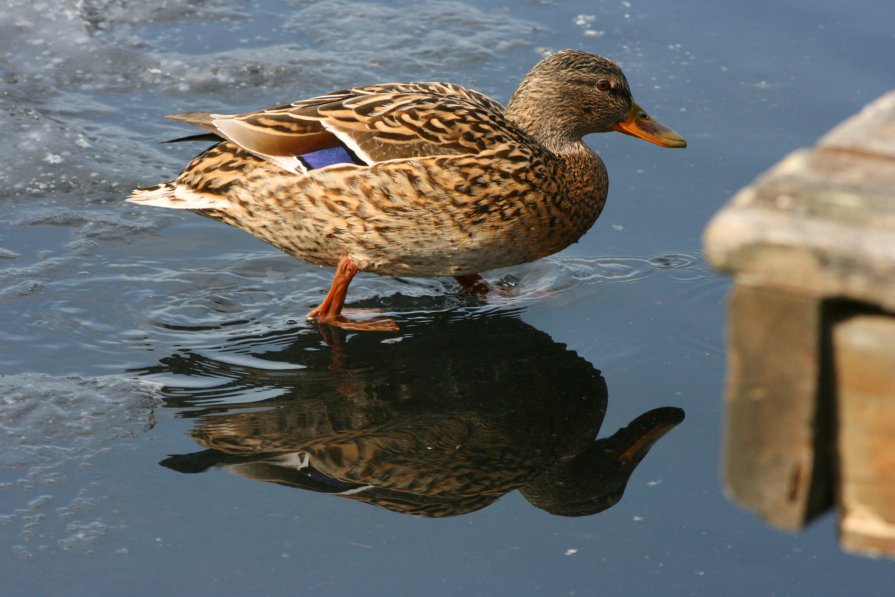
[{"left": 128, "top": 50, "right": 686, "bottom": 329}]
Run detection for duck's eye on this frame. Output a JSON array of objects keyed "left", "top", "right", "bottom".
[{"left": 596, "top": 79, "right": 612, "bottom": 92}]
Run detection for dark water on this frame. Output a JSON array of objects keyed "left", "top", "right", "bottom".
[{"left": 2, "top": 0, "right": 893, "bottom": 594}]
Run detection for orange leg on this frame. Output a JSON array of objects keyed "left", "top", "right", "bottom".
[
  {"left": 454, "top": 273, "right": 490, "bottom": 296},
  {"left": 307, "top": 256, "right": 398, "bottom": 332},
  {"left": 308, "top": 256, "right": 357, "bottom": 322}
]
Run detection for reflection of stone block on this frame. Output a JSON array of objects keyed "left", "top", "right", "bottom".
[
  {"left": 704, "top": 90, "right": 895, "bottom": 558},
  {"left": 835, "top": 316, "right": 895, "bottom": 557}
]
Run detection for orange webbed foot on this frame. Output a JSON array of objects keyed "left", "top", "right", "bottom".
[{"left": 307, "top": 256, "right": 398, "bottom": 332}]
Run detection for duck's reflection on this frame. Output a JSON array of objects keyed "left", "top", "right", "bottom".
[{"left": 149, "top": 310, "right": 684, "bottom": 517}]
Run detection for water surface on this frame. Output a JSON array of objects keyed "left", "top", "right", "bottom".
[{"left": 2, "top": 0, "right": 894, "bottom": 594}]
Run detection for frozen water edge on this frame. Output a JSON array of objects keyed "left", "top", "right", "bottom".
[
  {"left": 0, "top": 373, "right": 160, "bottom": 559},
  {"left": 1, "top": 0, "right": 538, "bottom": 207}
]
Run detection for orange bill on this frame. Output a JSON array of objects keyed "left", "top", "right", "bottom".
[{"left": 613, "top": 100, "right": 687, "bottom": 148}]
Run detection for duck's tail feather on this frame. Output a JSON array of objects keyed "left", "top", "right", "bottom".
[
  {"left": 162, "top": 112, "right": 225, "bottom": 144},
  {"left": 126, "top": 182, "right": 231, "bottom": 210},
  {"left": 162, "top": 133, "right": 222, "bottom": 144},
  {"left": 165, "top": 111, "right": 221, "bottom": 133}
]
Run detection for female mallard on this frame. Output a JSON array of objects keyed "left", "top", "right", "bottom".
[{"left": 128, "top": 50, "right": 685, "bottom": 330}]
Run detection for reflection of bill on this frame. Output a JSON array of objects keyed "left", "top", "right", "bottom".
[{"left": 153, "top": 311, "right": 684, "bottom": 518}]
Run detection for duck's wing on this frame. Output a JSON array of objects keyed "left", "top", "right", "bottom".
[{"left": 166, "top": 82, "right": 525, "bottom": 175}]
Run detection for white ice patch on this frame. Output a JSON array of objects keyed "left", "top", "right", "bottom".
[{"left": 0, "top": 373, "right": 159, "bottom": 558}]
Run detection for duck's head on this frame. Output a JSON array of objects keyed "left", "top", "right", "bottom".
[{"left": 507, "top": 49, "right": 687, "bottom": 151}]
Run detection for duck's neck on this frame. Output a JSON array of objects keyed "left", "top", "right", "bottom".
[
  {"left": 505, "top": 83, "right": 608, "bottom": 218},
  {"left": 506, "top": 94, "right": 607, "bottom": 195},
  {"left": 505, "top": 86, "right": 586, "bottom": 156}
]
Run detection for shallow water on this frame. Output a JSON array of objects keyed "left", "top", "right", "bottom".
[{"left": 2, "top": 0, "right": 894, "bottom": 594}]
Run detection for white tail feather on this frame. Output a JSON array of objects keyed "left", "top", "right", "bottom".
[{"left": 127, "top": 183, "right": 231, "bottom": 210}]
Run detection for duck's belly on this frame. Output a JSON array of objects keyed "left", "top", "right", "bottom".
[
  {"left": 197, "top": 152, "right": 602, "bottom": 277},
  {"left": 202, "top": 202, "right": 568, "bottom": 277}
]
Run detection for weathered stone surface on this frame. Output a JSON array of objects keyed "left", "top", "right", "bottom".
[
  {"left": 722, "top": 283, "right": 833, "bottom": 530},
  {"left": 835, "top": 315, "right": 895, "bottom": 558},
  {"left": 821, "top": 91, "right": 895, "bottom": 159},
  {"left": 704, "top": 91, "right": 895, "bottom": 312}
]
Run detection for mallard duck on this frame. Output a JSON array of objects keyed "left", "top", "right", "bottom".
[{"left": 128, "top": 50, "right": 686, "bottom": 329}]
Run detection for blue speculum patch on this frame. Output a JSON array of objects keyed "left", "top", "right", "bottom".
[{"left": 300, "top": 145, "right": 361, "bottom": 170}]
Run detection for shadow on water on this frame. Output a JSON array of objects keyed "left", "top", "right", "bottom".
[{"left": 136, "top": 309, "right": 684, "bottom": 518}]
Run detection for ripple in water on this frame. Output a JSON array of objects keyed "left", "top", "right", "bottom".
[
  {"left": 666, "top": 262, "right": 729, "bottom": 356},
  {"left": 500, "top": 251, "right": 706, "bottom": 295}
]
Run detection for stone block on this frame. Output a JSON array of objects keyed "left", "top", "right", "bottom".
[
  {"left": 835, "top": 315, "right": 895, "bottom": 557},
  {"left": 722, "top": 283, "right": 834, "bottom": 529},
  {"left": 704, "top": 90, "right": 895, "bottom": 312}
]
